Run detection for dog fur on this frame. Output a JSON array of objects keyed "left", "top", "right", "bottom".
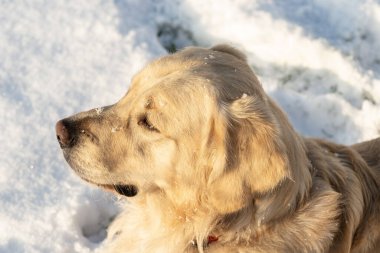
[{"left": 56, "top": 45, "right": 380, "bottom": 253}]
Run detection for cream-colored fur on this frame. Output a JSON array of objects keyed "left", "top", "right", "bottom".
[{"left": 57, "top": 45, "right": 380, "bottom": 253}]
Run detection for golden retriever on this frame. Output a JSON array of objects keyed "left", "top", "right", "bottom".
[{"left": 56, "top": 45, "right": 380, "bottom": 253}]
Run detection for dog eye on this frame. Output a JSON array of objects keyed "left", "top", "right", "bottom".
[{"left": 138, "top": 116, "right": 159, "bottom": 132}]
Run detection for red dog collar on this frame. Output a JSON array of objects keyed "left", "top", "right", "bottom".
[{"left": 191, "top": 235, "right": 219, "bottom": 249}]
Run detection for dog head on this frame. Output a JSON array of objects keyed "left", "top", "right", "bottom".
[{"left": 56, "top": 45, "right": 305, "bottom": 213}]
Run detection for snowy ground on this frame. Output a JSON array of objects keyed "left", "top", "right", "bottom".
[{"left": 1, "top": 0, "right": 380, "bottom": 252}]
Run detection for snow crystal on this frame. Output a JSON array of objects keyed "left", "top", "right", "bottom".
[
  {"left": 95, "top": 107, "right": 104, "bottom": 115},
  {"left": 111, "top": 126, "right": 121, "bottom": 133}
]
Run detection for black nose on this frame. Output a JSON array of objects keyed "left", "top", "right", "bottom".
[{"left": 56, "top": 120, "right": 73, "bottom": 148}]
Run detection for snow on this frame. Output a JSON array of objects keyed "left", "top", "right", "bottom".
[{"left": 1, "top": 0, "right": 379, "bottom": 252}]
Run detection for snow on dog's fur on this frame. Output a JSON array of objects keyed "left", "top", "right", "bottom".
[{"left": 56, "top": 45, "right": 380, "bottom": 253}]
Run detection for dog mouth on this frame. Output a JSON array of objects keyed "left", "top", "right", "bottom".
[
  {"left": 66, "top": 166, "right": 139, "bottom": 197},
  {"left": 101, "top": 184, "right": 139, "bottom": 197}
]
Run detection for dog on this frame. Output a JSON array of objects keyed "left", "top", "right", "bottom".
[{"left": 56, "top": 45, "right": 380, "bottom": 253}]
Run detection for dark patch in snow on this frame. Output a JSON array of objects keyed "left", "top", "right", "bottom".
[
  {"left": 74, "top": 198, "right": 119, "bottom": 244},
  {"left": 157, "top": 23, "right": 197, "bottom": 53}
]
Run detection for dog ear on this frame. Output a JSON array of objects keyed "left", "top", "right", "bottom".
[
  {"left": 229, "top": 94, "right": 290, "bottom": 192},
  {"left": 211, "top": 44, "right": 247, "bottom": 62},
  {"left": 208, "top": 94, "right": 290, "bottom": 214}
]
